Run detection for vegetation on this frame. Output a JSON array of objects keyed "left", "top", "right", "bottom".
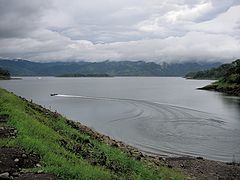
[
  {"left": 0, "top": 58, "right": 220, "bottom": 76},
  {"left": 0, "top": 88, "right": 184, "bottom": 179},
  {"left": 187, "top": 59, "right": 240, "bottom": 96},
  {"left": 185, "top": 59, "right": 240, "bottom": 80},
  {"left": 0, "top": 67, "right": 10, "bottom": 80},
  {"left": 57, "top": 73, "right": 112, "bottom": 77}
]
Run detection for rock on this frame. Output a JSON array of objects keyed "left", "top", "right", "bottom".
[
  {"left": 22, "top": 154, "right": 27, "bottom": 158},
  {"left": 136, "top": 156, "right": 141, "bottom": 161},
  {"left": 0, "top": 172, "right": 10, "bottom": 179},
  {"left": 14, "top": 158, "right": 19, "bottom": 162},
  {"left": 139, "top": 152, "right": 144, "bottom": 157},
  {"left": 12, "top": 172, "right": 19, "bottom": 177},
  {"left": 196, "top": 156, "right": 203, "bottom": 160},
  {"left": 37, "top": 170, "right": 44, "bottom": 173},
  {"left": 112, "top": 143, "right": 120, "bottom": 148},
  {"left": 180, "top": 163, "right": 185, "bottom": 168},
  {"left": 36, "top": 163, "right": 41, "bottom": 167}
]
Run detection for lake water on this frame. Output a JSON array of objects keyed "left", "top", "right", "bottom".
[{"left": 0, "top": 77, "right": 240, "bottom": 162}]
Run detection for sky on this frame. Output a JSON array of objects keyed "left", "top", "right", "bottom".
[{"left": 0, "top": 0, "right": 240, "bottom": 63}]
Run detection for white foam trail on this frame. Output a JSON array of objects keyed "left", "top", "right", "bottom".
[
  {"left": 55, "top": 94, "right": 219, "bottom": 115},
  {"left": 55, "top": 94, "right": 117, "bottom": 101}
]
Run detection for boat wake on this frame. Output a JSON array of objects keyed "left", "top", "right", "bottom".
[{"left": 53, "top": 94, "right": 240, "bottom": 162}]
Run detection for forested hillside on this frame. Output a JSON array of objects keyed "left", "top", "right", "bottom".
[
  {"left": 187, "top": 59, "right": 240, "bottom": 96},
  {"left": 185, "top": 59, "right": 240, "bottom": 80},
  {"left": 0, "top": 59, "right": 220, "bottom": 77}
]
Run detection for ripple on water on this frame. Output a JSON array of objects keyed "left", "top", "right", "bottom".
[{"left": 55, "top": 94, "right": 240, "bottom": 162}]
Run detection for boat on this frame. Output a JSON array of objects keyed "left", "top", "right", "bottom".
[{"left": 50, "top": 93, "right": 58, "bottom": 96}]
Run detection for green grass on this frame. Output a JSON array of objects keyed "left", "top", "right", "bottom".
[{"left": 0, "top": 88, "right": 185, "bottom": 179}]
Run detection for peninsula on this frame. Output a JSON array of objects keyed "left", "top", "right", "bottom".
[{"left": 186, "top": 59, "right": 240, "bottom": 96}]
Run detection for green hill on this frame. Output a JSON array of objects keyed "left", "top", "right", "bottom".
[{"left": 186, "top": 59, "right": 240, "bottom": 96}]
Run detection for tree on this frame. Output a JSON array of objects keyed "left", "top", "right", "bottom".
[{"left": 0, "top": 67, "right": 10, "bottom": 79}]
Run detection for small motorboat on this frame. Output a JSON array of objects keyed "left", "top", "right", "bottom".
[{"left": 50, "top": 93, "right": 58, "bottom": 96}]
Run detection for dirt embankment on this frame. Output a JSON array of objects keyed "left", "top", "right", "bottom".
[{"left": 0, "top": 114, "right": 59, "bottom": 180}]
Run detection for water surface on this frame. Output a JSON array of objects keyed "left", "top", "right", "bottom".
[{"left": 0, "top": 77, "right": 239, "bottom": 162}]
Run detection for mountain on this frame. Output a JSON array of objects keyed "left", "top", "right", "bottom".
[
  {"left": 187, "top": 59, "right": 240, "bottom": 96},
  {"left": 0, "top": 59, "right": 221, "bottom": 77}
]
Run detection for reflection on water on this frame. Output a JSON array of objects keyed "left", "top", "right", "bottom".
[
  {"left": 0, "top": 77, "right": 240, "bottom": 162},
  {"left": 219, "top": 95, "right": 240, "bottom": 118}
]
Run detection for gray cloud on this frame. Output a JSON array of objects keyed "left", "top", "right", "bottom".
[
  {"left": 0, "top": 0, "right": 50, "bottom": 38},
  {"left": 0, "top": 0, "right": 239, "bottom": 62}
]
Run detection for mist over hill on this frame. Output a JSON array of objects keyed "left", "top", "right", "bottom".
[{"left": 0, "top": 59, "right": 221, "bottom": 77}]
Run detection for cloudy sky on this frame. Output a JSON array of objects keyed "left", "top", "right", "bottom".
[{"left": 0, "top": 0, "right": 240, "bottom": 63}]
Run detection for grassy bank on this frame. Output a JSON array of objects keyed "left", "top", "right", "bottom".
[{"left": 0, "top": 88, "right": 184, "bottom": 179}]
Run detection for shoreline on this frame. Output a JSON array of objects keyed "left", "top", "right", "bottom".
[
  {"left": 27, "top": 96, "right": 240, "bottom": 179},
  {"left": 185, "top": 77, "right": 240, "bottom": 96},
  {"left": 197, "top": 83, "right": 240, "bottom": 96},
  {"left": 1, "top": 88, "right": 239, "bottom": 179},
  {"left": 65, "top": 115, "right": 240, "bottom": 179}
]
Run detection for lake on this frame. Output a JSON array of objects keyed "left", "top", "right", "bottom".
[{"left": 0, "top": 77, "right": 240, "bottom": 162}]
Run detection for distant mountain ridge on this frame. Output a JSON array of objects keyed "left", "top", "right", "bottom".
[{"left": 0, "top": 59, "right": 221, "bottom": 76}]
